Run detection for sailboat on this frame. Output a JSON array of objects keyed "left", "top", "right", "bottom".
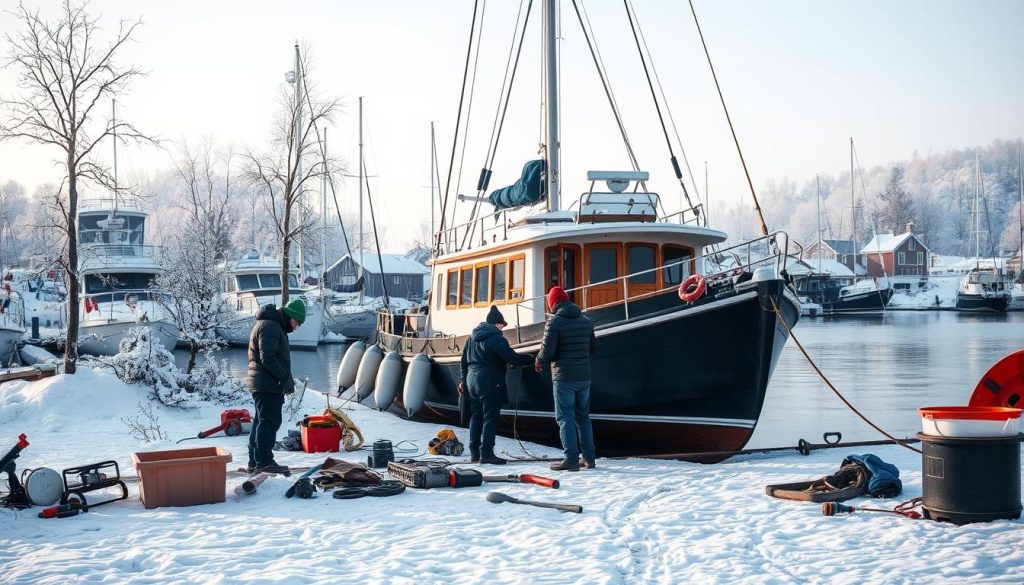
[
  {"left": 795, "top": 141, "right": 892, "bottom": 314},
  {"left": 957, "top": 152, "right": 1011, "bottom": 313},
  {"left": 359, "top": 2, "right": 800, "bottom": 458}
]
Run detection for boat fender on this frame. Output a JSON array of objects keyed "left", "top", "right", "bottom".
[
  {"left": 336, "top": 340, "right": 366, "bottom": 391},
  {"left": 354, "top": 345, "right": 384, "bottom": 401},
  {"left": 678, "top": 274, "right": 707, "bottom": 303},
  {"left": 402, "top": 353, "right": 432, "bottom": 418},
  {"left": 374, "top": 351, "right": 404, "bottom": 411}
]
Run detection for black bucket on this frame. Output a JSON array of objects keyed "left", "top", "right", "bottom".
[{"left": 917, "top": 432, "right": 1023, "bottom": 525}]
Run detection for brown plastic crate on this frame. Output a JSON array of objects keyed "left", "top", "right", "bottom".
[{"left": 131, "top": 446, "right": 233, "bottom": 509}]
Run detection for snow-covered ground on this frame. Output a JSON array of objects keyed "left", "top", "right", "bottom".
[{"left": 1, "top": 368, "right": 1022, "bottom": 584}]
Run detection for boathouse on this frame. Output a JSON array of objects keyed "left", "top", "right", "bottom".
[
  {"left": 859, "top": 223, "right": 930, "bottom": 278},
  {"left": 324, "top": 253, "right": 430, "bottom": 300}
]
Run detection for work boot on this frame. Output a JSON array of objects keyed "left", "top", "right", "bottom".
[
  {"left": 254, "top": 462, "right": 291, "bottom": 476},
  {"left": 470, "top": 450, "right": 480, "bottom": 464},
  {"left": 479, "top": 454, "right": 507, "bottom": 465},
  {"left": 550, "top": 459, "right": 580, "bottom": 472},
  {"left": 580, "top": 458, "right": 597, "bottom": 469}
]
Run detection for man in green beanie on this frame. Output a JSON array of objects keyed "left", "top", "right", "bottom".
[{"left": 246, "top": 299, "right": 306, "bottom": 474}]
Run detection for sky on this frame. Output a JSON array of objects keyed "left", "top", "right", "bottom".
[{"left": 1, "top": 0, "right": 1022, "bottom": 253}]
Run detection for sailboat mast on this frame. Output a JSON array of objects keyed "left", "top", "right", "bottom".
[
  {"left": 321, "top": 127, "right": 328, "bottom": 291},
  {"left": 543, "top": 0, "right": 560, "bottom": 211},
  {"left": 112, "top": 99, "right": 118, "bottom": 211},
  {"left": 975, "top": 151, "right": 981, "bottom": 266},
  {"left": 849, "top": 137, "right": 854, "bottom": 255},
  {"left": 1018, "top": 140, "right": 1022, "bottom": 274},
  {"left": 358, "top": 96, "right": 364, "bottom": 304},
  {"left": 294, "top": 43, "right": 304, "bottom": 281},
  {"left": 816, "top": 174, "right": 822, "bottom": 275},
  {"left": 430, "top": 122, "right": 436, "bottom": 241}
]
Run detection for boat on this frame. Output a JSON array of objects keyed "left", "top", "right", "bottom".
[
  {"left": 799, "top": 296, "right": 823, "bottom": 317},
  {"left": 956, "top": 152, "right": 1011, "bottom": 313},
  {"left": 793, "top": 271, "right": 893, "bottom": 315},
  {"left": 76, "top": 198, "right": 180, "bottom": 355},
  {"left": 0, "top": 288, "right": 26, "bottom": 365},
  {"left": 216, "top": 250, "right": 324, "bottom": 349},
  {"left": 366, "top": 2, "right": 801, "bottom": 458}
]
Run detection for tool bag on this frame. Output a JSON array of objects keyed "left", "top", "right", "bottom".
[
  {"left": 387, "top": 460, "right": 449, "bottom": 489},
  {"left": 765, "top": 454, "right": 902, "bottom": 503},
  {"left": 427, "top": 429, "right": 464, "bottom": 457},
  {"left": 313, "top": 457, "right": 382, "bottom": 490}
]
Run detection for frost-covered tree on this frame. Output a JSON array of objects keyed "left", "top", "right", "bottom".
[
  {"left": 875, "top": 166, "right": 915, "bottom": 235},
  {"left": 242, "top": 46, "right": 339, "bottom": 305},
  {"left": 0, "top": 1, "right": 153, "bottom": 374}
]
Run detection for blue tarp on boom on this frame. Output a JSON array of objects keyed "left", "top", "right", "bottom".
[{"left": 488, "top": 159, "right": 546, "bottom": 210}]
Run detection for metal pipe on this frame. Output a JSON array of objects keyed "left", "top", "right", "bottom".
[{"left": 543, "top": 0, "right": 560, "bottom": 211}]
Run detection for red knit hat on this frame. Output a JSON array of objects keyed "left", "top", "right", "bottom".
[{"left": 547, "top": 286, "right": 568, "bottom": 310}]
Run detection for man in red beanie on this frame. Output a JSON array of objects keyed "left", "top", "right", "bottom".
[{"left": 535, "top": 286, "right": 597, "bottom": 471}]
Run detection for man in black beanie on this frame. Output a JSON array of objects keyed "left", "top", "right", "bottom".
[{"left": 459, "top": 305, "right": 534, "bottom": 464}]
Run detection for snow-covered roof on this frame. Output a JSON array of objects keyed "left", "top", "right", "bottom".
[
  {"left": 859, "top": 232, "right": 930, "bottom": 254},
  {"left": 327, "top": 253, "right": 430, "bottom": 275}
]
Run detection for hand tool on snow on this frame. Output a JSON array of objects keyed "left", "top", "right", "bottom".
[
  {"left": 38, "top": 500, "right": 85, "bottom": 519},
  {"left": 821, "top": 498, "right": 923, "bottom": 519},
  {"left": 485, "top": 491, "right": 582, "bottom": 513},
  {"left": 482, "top": 473, "right": 560, "bottom": 489},
  {"left": 177, "top": 410, "right": 253, "bottom": 443},
  {"left": 235, "top": 473, "right": 272, "bottom": 496},
  {"left": 285, "top": 464, "right": 323, "bottom": 499}
]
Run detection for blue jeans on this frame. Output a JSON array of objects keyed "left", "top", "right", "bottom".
[
  {"left": 468, "top": 389, "right": 502, "bottom": 458},
  {"left": 553, "top": 380, "right": 595, "bottom": 462}
]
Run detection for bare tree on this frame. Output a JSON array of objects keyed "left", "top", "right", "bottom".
[
  {"left": 242, "top": 46, "right": 339, "bottom": 305},
  {"left": 0, "top": 1, "right": 154, "bottom": 373},
  {"left": 171, "top": 138, "right": 235, "bottom": 261}
]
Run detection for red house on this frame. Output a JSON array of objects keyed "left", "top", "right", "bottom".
[
  {"left": 802, "top": 239, "right": 858, "bottom": 272},
  {"left": 860, "top": 223, "right": 930, "bottom": 277}
]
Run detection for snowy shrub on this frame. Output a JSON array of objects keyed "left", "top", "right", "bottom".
[
  {"left": 180, "top": 350, "right": 247, "bottom": 404},
  {"left": 120, "top": 401, "right": 169, "bottom": 442},
  {"left": 86, "top": 326, "right": 197, "bottom": 407}
]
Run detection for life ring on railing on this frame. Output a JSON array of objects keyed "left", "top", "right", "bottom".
[
  {"left": 85, "top": 297, "right": 98, "bottom": 313},
  {"left": 678, "top": 274, "right": 707, "bottom": 303}
]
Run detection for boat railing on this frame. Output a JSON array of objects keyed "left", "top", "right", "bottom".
[
  {"left": 79, "top": 198, "right": 145, "bottom": 212},
  {"left": 659, "top": 204, "right": 705, "bottom": 226},
  {"left": 78, "top": 244, "right": 163, "bottom": 263},
  {"left": 434, "top": 208, "right": 511, "bottom": 256},
  {"left": 81, "top": 289, "right": 167, "bottom": 323},
  {"left": 507, "top": 230, "right": 794, "bottom": 342},
  {"left": 0, "top": 292, "right": 26, "bottom": 330}
]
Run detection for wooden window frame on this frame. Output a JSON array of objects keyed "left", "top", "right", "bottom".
[
  {"left": 491, "top": 258, "right": 508, "bottom": 305},
  {"left": 458, "top": 266, "right": 474, "bottom": 308},
  {"left": 445, "top": 268, "right": 459, "bottom": 309},
  {"left": 898, "top": 252, "right": 906, "bottom": 265},
  {"left": 473, "top": 261, "right": 491, "bottom": 307},
  {"left": 508, "top": 254, "right": 526, "bottom": 301}
]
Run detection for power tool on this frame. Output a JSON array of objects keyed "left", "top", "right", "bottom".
[
  {"left": 0, "top": 434, "right": 31, "bottom": 509},
  {"left": 177, "top": 410, "right": 253, "bottom": 443}
]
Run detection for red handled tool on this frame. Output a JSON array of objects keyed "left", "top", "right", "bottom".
[
  {"left": 38, "top": 501, "right": 86, "bottom": 519},
  {"left": 483, "top": 473, "right": 560, "bottom": 489}
]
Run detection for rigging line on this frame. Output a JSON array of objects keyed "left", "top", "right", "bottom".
[
  {"left": 688, "top": 0, "right": 768, "bottom": 236},
  {"left": 768, "top": 297, "right": 922, "bottom": 455},
  {"left": 480, "top": 0, "right": 527, "bottom": 178},
  {"left": 463, "top": 0, "right": 534, "bottom": 250},
  {"left": 570, "top": 0, "right": 640, "bottom": 172},
  {"left": 361, "top": 156, "right": 390, "bottom": 306},
  {"left": 628, "top": 0, "right": 703, "bottom": 209},
  {"left": 452, "top": 0, "right": 489, "bottom": 248},
  {"left": 438, "top": 0, "right": 481, "bottom": 254},
  {"left": 300, "top": 75, "right": 352, "bottom": 262},
  {"left": 624, "top": 0, "right": 691, "bottom": 219}
]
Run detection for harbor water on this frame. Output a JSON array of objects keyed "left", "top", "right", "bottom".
[{"left": 176, "top": 311, "right": 1024, "bottom": 451}]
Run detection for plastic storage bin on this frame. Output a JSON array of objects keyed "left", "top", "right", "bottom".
[
  {"left": 131, "top": 446, "right": 232, "bottom": 509},
  {"left": 301, "top": 416, "right": 341, "bottom": 453},
  {"left": 918, "top": 406, "right": 1022, "bottom": 437}
]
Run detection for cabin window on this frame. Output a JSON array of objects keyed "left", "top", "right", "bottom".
[
  {"left": 459, "top": 267, "right": 473, "bottom": 306},
  {"left": 562, "top": 247, "right": 578, "bottom": 294},
  {"left": 259, "top": 273, "right": 282, "bottom": 288},
  {"left": 446, "top": 269, "right": 458, "bottom": 307},
  {"left": 663, "top": 246, "right": 692, "bottom": 285},
  {"left": 898, "top": 252, "right": 906, "bottom": 265},
  {"left": 909, "top": 239, "right": 916, "bottom": 251},
  {"left": 627, "top": 245, "right": 657, "bottom": 284},
  {"left": 393, "top": 275, "right": 401, "bottom": 285},
  {"left": 492, "top": 260, "right": 507, "bottom": 303},
  {"left": 474, "top": 264, "right": 490, "bottom": 304},
  {"left": 588, "top": 248, "right": 618, "bottom": 284},
  {"left": 916, "top": 252, "right": 924, "bottom": 265},
  {"left": 436, "top": 274, "right": 443, "bottom": 310},
  {"left": 510, "top": 256, "right": 525, "bottom": 299},
  {"left": 236, "top": 274, "right": 260, "bottom": 290}
]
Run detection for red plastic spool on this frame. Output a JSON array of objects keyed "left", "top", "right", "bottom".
[{"left": 969, "top": 350, "right": 1024, "bottom": 409}]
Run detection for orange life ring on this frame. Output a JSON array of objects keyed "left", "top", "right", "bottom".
[{"left": 678, "top": 274, "right": 707, "bottom": 303}]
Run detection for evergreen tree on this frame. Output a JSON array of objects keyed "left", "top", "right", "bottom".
[{"left": 876, "top": 167, "right": 915, "bottom": 234}]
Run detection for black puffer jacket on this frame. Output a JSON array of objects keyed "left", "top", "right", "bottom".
[
  {"left": 246, "top": 304, "right": 294, "bottom": 394},
  {"left": 536, "top": 301, "right": 596, "bottom": 382},
  {"left": 460, "top": 323, "right": 534, "bottom": 400}
]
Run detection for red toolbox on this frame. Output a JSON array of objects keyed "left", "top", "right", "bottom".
[{"left": 300, "top": 416, "right": 341, "bottom": 453}]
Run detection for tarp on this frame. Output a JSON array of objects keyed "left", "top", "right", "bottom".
[
  {"left": 488, "top": 159, "right": 546, "bottom": 210},
  {"left": 332, "top": 275, "right": 364, "bottom": 293}
]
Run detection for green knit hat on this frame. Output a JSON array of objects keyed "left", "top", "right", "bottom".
[{"left": 282, "top": 299, "right": 306, "bottom": 324}]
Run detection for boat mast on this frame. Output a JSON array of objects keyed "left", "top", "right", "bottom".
[
  {"left": 358, "top": 96, "right": 364, "bottom": 304},
  {"left": 849, "top": 137, "right": 854, "bottom": 269},
  {"left": 430, "top": 122, "right": 436, "bottom": 240},
  {"left": 293, "top": 43, "right": 304, "bottom": 282},
  {"left": 112, "top": 99, "right": 119, "bottom": 214},
  {"left": 1018, "top": 140, "right": 1022, "bottom": 278},
  {"left": 816, "top": 174, "right": 822, "bottom": 275},
  {"left": 320, "top": 126, "right": 328, "bottom": 292},
  {"left": 543, "top": 0, "right": 560, "bottom": 211},
  {"left": 975, "top": 151, "right": 981, "bottom": 268}
]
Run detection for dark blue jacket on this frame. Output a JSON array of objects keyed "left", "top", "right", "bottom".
[
  {"left": 537, "top": 301, "right": 596, "bottom": 382},
  {"left": 246, "top": 304, "right": 294, "bottom": 394},
  {"left": 460, "top": 323, "right": 533, "bottom": 400}
]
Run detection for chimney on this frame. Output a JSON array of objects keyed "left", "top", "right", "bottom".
[{"left": 905, "top": 221, "right": 914, "bottom": 234}]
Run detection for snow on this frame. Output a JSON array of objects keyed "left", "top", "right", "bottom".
[
  {"left": 1, "top": 369, "right": 1022, "bottom": 584},
  {"left": 327, "top": 253, "right": 431, "bottom": 275}
]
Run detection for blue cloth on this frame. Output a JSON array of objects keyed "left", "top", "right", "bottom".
[
  {"left": 488, "top": 159, "right": 546, "bottom": 209},
  {"left": 553, "top": 380, "right": 596, "bottom": 462},
  {"left": 248, "top": 391, "right": 285, "bottom": 468},
  {"left": 842, "top": 454, "right": 902, "bottom": 498}
]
